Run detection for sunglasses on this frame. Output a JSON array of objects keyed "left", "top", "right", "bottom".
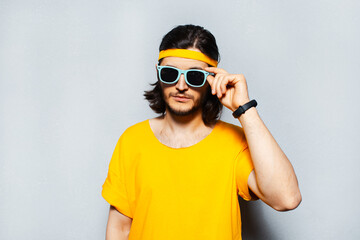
[{"left": 157, "top": 65, "right": 214, "bottom": 87}]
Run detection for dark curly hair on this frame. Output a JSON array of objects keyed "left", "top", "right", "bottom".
[{"left": 144, "top": 24, "right": 222, "bottom": 126}]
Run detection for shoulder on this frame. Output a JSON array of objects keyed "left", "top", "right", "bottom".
[
  {"left": 122, "top": 119, "right": 149, "bottom": 135},
  {"left": 215, "top": 120, "right": 248, "bottom": 147},
  {"left": 110, "top": 120, "right": 150, "bottom": 166},
  {"left": 216, "top": 120, "right": 245, "bottom": 136},
  {"left": 118, "top": 119, "right": 150, "bottom": 144}
]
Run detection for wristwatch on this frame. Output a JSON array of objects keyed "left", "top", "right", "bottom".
[{"left": 232, "top": 100, "right": 257, "bottom": 118}]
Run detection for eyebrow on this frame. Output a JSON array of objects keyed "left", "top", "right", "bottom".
[{"left": 165, "top": 64, "right": 204, "bottom": 70}]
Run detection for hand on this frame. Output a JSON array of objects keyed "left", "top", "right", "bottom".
[{"left": 205, "top": 67, "right": 250, "bottom": 111}]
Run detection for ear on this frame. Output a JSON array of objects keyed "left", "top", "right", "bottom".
[
  {"left": 155, "top": 64, "right": 159, "bottom": 74},
  {"left": 155, "top": 65, "right": 160, "bottom": 83}
]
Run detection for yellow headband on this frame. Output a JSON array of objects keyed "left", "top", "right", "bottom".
[{"left": 158, "top": 49, "right": 218, "bottom": 67}]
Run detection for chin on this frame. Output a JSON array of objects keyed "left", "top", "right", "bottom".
[{"left": 167, "top": 103, "right": 200, "bottom": 116}]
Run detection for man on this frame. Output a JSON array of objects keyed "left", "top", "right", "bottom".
[{"left": 102, "top": 24, "right": 301, "bottom": 240}]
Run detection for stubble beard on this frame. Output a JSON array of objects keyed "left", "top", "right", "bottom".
[
  {"left": 164, "top": 92, "right": 207, "bottom": 117},
  {"left": 165, "top": 99, "right": 201, "bottom": 116}
]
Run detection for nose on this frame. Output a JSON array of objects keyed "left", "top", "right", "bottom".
[{"left": 175, "top": 73, "right": 189, "bottom": 91}]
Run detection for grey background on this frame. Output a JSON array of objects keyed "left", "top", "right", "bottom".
[{"left": 1, "top": 0, "right": 359, "bottom": 239}]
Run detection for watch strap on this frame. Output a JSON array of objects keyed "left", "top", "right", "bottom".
[{"left": 232, "top": 99, "right": 257, "bottom": 118}]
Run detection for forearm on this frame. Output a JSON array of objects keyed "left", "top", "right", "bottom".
[
  {"left": 106, "top": 206, "right": 132, "bottom": 240},
  {"left": 238, "top": 107, "right": 301, "bottom": 209},
  {"left": 106, "top": 225, "right": 130, "bottom": 240}
]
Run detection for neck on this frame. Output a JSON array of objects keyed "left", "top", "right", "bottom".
[{"left": 149, "top": 108, "right": 217, "bottom": 148}]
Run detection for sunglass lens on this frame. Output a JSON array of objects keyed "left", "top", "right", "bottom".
[
  {"left": 160, "top": 67, "right": 179, "bottom": 83},
  {"left": 186, "top": 71, "right": 205, "bottom": 86}
]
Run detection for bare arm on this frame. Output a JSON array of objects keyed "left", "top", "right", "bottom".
[
  {"left": 106, "top": 205, "right": 133, "bottom": 240},
  {"left": 205, "top": 67, "right": 302, "bottom": 211},
  {"left": 239, "top": 107, "right": 302, "bottom": 211}
]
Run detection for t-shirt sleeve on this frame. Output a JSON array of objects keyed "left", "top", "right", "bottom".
[
  {"left": 101, "top": 136, "right": 133, "bottom": 218},
  {"left": 235, "top": 145, "right": 254, "bottom": 201}
]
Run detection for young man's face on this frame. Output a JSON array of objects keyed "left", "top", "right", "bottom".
[{"left": 158, "top": 52, "right": 209, "bottom": 116}]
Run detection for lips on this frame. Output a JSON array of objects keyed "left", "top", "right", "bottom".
[
  {"left": 171, "top": 94, "right": 192, "bottom": 102},
  {"left": 174, "top": 95, "right": 189, "bottom": 99}
]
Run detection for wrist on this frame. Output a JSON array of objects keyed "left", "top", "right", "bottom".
[
  {"left": 232, "top": 98, "right": 250, "bottom": 112},
  {"left": 238, "top": 106, "right": 258, "bottom": 122},
  {"left": 232, "top": 99, "right": 257, "bottom": 118}
]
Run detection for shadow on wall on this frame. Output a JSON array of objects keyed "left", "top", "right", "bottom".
[{"left": 239, "top": 197, "right": 277, "bottom": 240}]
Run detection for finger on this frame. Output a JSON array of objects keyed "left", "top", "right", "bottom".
[
  {"left": 205, "top": 67, "right": 228, "bottom": 74},
  {"left": 206, "top": 74, "right": 215, "bottom": 87},
  {"left": 211, "top": 76, "right": 218, "bottom": 95},
  {"left": 211, "top": 74, "right": 221, "bottom": 95},
  {"left": 220, "top": 76, "right": 228, "bottom": 94},
  {"left": 216, "top": 75, "right": 225, "bottom": 98}
]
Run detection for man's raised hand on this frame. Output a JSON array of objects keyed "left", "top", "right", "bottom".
[{"left": 205, "top": 67, "right": 250, "bottom": 111}]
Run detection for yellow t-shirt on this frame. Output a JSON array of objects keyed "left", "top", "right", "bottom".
[{"left": 102, "top": 119, "right": 254, "bottom": 240}]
